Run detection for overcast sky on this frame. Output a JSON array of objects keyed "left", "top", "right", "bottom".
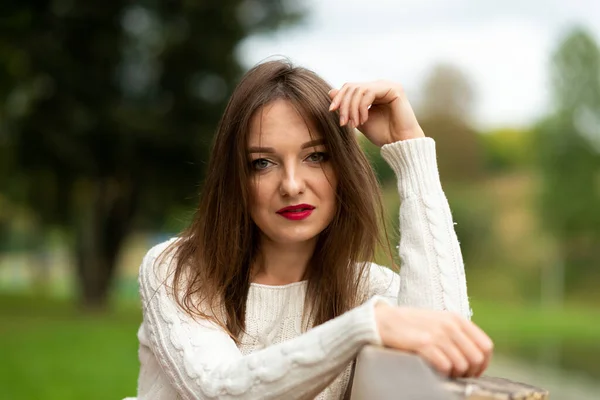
[{"left": 237, "top": 0, "right": 600, "bottom": 130}]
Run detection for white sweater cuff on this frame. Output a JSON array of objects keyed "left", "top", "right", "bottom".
[
  {"left": 360, "top": 295, "right": 391, "bottom": 346},
  {"left": 380, "top": 137, "right": 443, "bottom": 200},
  {"left": 321, "top": 295, "right": 387, "bottom": 352}
]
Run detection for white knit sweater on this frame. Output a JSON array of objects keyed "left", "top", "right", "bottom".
[{"left": 132, "top": 137, "right": 470, "bottom": 400}]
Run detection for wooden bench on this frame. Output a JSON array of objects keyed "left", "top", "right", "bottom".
[{"left": 348, "top": 346, "right": 549, "bottom": 399}]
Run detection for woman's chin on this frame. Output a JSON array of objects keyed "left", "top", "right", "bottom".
[{"left": 271, "top": 228, "right": 323, "bottom": 245}]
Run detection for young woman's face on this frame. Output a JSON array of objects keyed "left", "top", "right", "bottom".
[{"left": 247, "top": 99, "right": 337, "bottom": 245}]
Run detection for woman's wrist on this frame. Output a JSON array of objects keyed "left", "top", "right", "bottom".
[
  {"left": 374, "top": 300, "right": 394, "bottom": 345},
  {"left": 388, "top": 126, "right": 426, "bottom": 144}
]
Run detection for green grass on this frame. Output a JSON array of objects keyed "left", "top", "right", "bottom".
[
  {"left": 472, "top": 299, "right": 600, "bottom": 379},
  {"left": 472, "top": 300, "right": 600, "bottom": 345},
  {"left": 0, "top": 294, "right": 142, "bottom": 400},
  {"left": 1, "top": 294, "right": 600, "bottom": 399}
]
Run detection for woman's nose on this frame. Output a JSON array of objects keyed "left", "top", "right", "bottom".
[{"left": 279, "top": 166, "right": 306, "bottom": 197}]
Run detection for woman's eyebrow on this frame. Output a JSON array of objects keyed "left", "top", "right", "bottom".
[
  {"left": 247, "top": 146, "right": 275, "bottom": 154},
  {"left": 301, "top": 139, "right": 325, "bottom": 149},
  {"left": 247, "top": 139, "right": 325, "bottom": 154}
]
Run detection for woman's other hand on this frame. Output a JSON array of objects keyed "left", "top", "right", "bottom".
[
  {"left": 328, "top": 80, "right": 425, "bottom": 146},
  {"left": 374, "top": 302, "right": 494, "bottom": 378}
]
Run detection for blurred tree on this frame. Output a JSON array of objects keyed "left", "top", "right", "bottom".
[
  {"left": 420, "top": 63, "right": 476, "bottom": 120},
  {"left": 417, "top": 64, "right": 491, "bottom": 265},
  {"left": 534, "top": 27, "right": 600, "bottom": 290},
  {"left": 0, "top": 0, "right": 302, "bottom": 309},
  {"left": 481, "top": 127, "right": 535, "bottom": 174},
  {"left": 417, "top": 63, "right": 485, "bottom": 183}
]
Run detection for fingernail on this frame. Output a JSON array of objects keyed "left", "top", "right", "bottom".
[{"left": 329, "top": 102, "right": 335, "bottom": 111}]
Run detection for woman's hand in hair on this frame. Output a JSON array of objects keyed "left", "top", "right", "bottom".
[
  {"left": 328, "top": 80, "right": 425, "bottom": 147},
  {"left": 374, "top": 301, "right": 494, "bottom": 378}
]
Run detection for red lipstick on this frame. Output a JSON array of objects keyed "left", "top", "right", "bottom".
[{"left": 276, "top": 204, "right": 315, "bottom": 221}]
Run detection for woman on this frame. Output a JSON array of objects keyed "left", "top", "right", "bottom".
[{"left": 133, "top": 60, "right": 493, "bottom": 400}]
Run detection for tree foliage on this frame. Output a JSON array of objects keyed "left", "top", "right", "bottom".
[
  {"left": 415, "top": 63, "right": 492, "bottom": 264},
  {"left": 417, "top": 63, "right": 485, "bottom": 183},
  {"left": 481, "top": 127, "right": 534, "bottom": 174},
  {"left": 0, "top": 0, "right": 302, "bottom": 308},
  {"left": 534, "top": 27, "right": 600, "bottom": 289}
]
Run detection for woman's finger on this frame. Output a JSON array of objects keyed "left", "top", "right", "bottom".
[
  {"left": 328, "top": 88, "right": 339, "bottom": 101},
  {"left": 438, "top": 338, "right": 470, "bottom": 378},
  {"left": 370, "top": 80, "right": 402, "bottom": 105},
  {"left": 358, "top": 90, "right": 375, "bottom": 125},
  {"left": 349, "top": 87, "right": 366, "bottom": 128},
  {"left": 460, "top": 319, "right": 494, "bottom": 356},
  {"left": 329, "top": 86, "right": 346, "bottom": 112},
  {"left": 338, "top": 85, "right": 357, "bottom": 126},
  {"left": 418, "top": 346, "right": 453, "bottom": 377},
  {"left": 459, "top": 319, "right": 494, "bottom": 376},
  {"left": 475, "top": 350, "right": 492, "bottom": 377},
  {"left": 473, "top": 340, "right": 492, "bottom": 377},
  {"left": 451, "top": 327, "right": 485, "bottom": 377}
]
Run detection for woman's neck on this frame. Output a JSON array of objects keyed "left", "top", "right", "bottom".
[{"left": 251, "top": 236, "right": 316, "bottom": 285}]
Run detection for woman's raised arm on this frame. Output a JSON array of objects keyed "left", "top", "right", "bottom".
[
  {"left": 329, "top": 81, "right": 470, "bottom": 318},
  {"left": 380, "top": 137, "right": 471, "bottom": 318},
  {"left": 329, "top": 80, "right": 490, "bottom": 378}
]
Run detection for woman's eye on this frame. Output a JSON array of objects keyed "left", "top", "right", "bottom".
[
  {"left": 306, "top": 152, "right": 329, "bottom": 163},
  {"left": 251, "top": 158, "right": 272, "bottom": 170}
]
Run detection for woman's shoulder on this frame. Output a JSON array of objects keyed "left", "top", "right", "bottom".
[
  {"left": 145, "top": 237, "right": 180, "bottom": 261},
  {"left": 139, "top": 237, "right": 181, "bottom": 286}
]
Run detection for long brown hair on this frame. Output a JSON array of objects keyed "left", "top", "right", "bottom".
[{"left": 166, "top": 59, "right": 393, "bottom": 342}]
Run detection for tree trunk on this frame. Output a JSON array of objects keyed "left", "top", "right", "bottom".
[{"left": 74, "top": 176, "right": 137, "bottom": 311}]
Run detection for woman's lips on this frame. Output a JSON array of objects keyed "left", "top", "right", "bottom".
[
  {"left": 278, "top": 209, "right": 314, "bottom": 220},
  {"left": 276, "top": 204, "right": 315, "bottom": 221}
]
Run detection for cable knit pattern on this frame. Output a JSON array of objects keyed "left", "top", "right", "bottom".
[
  {"left": 380, "top": 137, "right": 470, "bottom": 318},
  {"left": 131, "top": 137, "right": 470, "bottom": 399},
  {"left": 138, "top": 240, "right": 384, "bottom": 400}
]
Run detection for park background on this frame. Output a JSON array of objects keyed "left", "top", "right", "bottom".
[{"left": 1, "top": 0, "right": 599, "bottom": 398}]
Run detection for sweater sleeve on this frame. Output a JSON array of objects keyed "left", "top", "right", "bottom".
[
  {"left": 139, "top": 242, "right": 384, "bottom": 400},
  {"left": 380, "top": 137, "right": 471, "bottom": 319}
]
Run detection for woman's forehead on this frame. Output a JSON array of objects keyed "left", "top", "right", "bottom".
[{"left": 247, "top": 99, "right": 322, "bottom": 147}]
